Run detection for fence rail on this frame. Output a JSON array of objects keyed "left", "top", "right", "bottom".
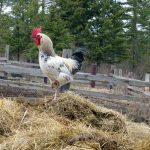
[
  {"left": 0, "top": 62, "right": 150, "bottom": 87},
  {"left": 0, "top": 52, "right": 150, "bottom": 100},
  {"left": 75, "top": 73, "right": 150, "bottom": 87}
]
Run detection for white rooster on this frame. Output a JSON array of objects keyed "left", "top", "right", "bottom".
[{"left": 32, "top": 27, "right": 85, "bottom": 100}]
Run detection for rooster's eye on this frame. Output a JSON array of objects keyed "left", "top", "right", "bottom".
[{"left": 37, "top": 35, "right": 42, "bottom": 39}]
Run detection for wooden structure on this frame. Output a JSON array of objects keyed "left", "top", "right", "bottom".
[
  {"left": 0, "top": 60, "right": 149, "bottom": 99},
  {"left": 0, "top": 46, "right": 150, "bottom": 123},
  {"left": 62, "top": 49, "right": 72, "bottom": 58}
]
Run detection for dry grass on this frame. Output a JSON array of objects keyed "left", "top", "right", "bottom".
[
  {"left": 0, "top": 91, "right": 149, "bottom": 150},
  {"left": 133, "top": 137, "right": 150, "bottom": 150}
]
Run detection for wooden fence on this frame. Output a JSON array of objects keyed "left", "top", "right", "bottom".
[
  {"left": 0, "top": 58, "right": 150, "bottom": 99},
  {"left": 0, "top": 45, "right": 150, "bottom": 123}
]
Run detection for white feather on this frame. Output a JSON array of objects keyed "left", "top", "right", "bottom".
[
  {"left": 60, "top": 57, "right": 78, "bottom": 72},
  {"left": 39, "top": 51, "right": 74, "bottom": 87}
]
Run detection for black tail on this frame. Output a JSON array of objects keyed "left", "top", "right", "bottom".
[{"left": 71, "top": 47, "right": 86, "bottom": 74}]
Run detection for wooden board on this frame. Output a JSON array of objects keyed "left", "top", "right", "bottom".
[
  {"left": 73, "top": 88, "right": 150, "bottom": 103},
  {"left": 0, "top": 79, "right": 149, "bottom": 103},
  {"left": 75, "top": 73, "right": 150, "bottom": 87}
]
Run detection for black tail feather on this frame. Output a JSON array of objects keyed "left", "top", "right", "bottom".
[{"left": 71, "top": 47, "right": 86, "bottom": 74}]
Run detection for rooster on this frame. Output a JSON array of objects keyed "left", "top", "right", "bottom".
[{"left": 32, "top": 27, "right": 85, "bottom": 100}]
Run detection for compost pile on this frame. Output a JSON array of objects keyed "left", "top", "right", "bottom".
[{"left": 0, "top": 91, "right": 150, "bottom": 150}]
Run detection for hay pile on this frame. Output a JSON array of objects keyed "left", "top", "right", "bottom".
[{"left": 0, "top": 92, "right": 149, "bottom": 150}]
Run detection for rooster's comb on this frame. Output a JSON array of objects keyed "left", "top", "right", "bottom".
[{"left": 32, "top": 27, "right": 42, "bottom": 38}]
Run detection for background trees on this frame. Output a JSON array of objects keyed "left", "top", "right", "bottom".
[
  {"left": 85, "top": 0, "right": 128, "bottom": 64},
  {"left": 1, "top": 0, "right": 150, "bottom": 73},
  {"left": 124, "top": 0, "right": 150, "bottom": 71},
  {"left": 9, "top": 0, "right": 40, "bottom": 61},
  {"left": 0, "top": 0, "right": 12, "bottom": 51}
]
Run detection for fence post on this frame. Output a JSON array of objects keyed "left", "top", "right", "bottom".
[
  {"left": 4, "top": 72, "right": 8, "bottom": 80},
  {"left": 128, "top": 72, "right": 133, "bottom": 78},
  {"left": 119, "top": 69, "right": 122, "bottom": 77},
  {"left": 62, "top": 49, "right": 72, "bottom": 58},
  {"left": 145, "top": 73, "right": 150, "bottom": 91},
  {"left": 90, "top": 63, "right": 97, "bottom": 88},
  {"left": 5, "top": 45, "right": 9, "bottom": 61},
  {"left": 44, "top": 77, "right": 48, "bottom": 84},
  {"left": 114, "top": 68, "right": 119, "bottom": 76},
  {"left": 110, "top": 65, "right": 116, "bottom": 75}
]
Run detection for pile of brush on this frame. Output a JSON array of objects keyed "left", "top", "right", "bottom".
[{"left": 0, "top": 91, "right": 150, "bottom": 150}]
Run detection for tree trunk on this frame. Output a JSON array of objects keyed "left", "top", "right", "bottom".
[
  {"left": 42, "top": 0, "right": 45, "bottom": 14},
  {"left": 132, "top": 0, "right": 138, "bottom": 71}
]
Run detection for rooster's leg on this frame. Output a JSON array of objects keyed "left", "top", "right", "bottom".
[
  {"left": 53, "top": 89, "right": 58, "bottom": 101},
  {"left": 52, "top": 80, "right": 59, "bottom": 101}
]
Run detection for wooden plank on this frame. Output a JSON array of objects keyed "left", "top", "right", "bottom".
[
  {"left": 5, "top": 45, "right": 9, "bottom": 60},
  {"left": 114, "top": 68, "right": 118, "bottom": 76},
  {"left": 0, "top": 62, "right": 11, "bottom": 65},
  {"left": 90, "top": 63, "right": 97, "bottom": 88},
  {"left": 145, "top": 73, "right": 150, "bottom": 91},
  {"left": 72, "top": 79, "right": 90, "bottom": 84},
  {"left": 119, "top": 69, "right": 122, "bottom": 77},
  {"left": 8, "top": 60, "right": 39, "bottom": 67},
  {"left": 0, "top": 64, "right": 44, "bottom": 77},
  {"left": 75, "top": 73, "right": 150, "bottom": 87},
  {"left": 0, "top": 79, "right": 51, "bottom": 92},
  {"left": 128, "top": 86, "right": 143, "bottom": 93},
  {"left": 62, "top": 49, "right": 72, "bottom": 58},
  {"left": 113, "top": 75, "right": 150, "bottom": 87},
  {"left": 0, "top": 61, "right": 150, "bottom": 88},
  {"left": 127, "top": 72, "right": 133, "bottom": 78},
  {"left": 145, "top": 74, "right": 150, "bottom": 82},
  {"left": 72, "top": 88, "right": 150, "bottom": 103},
  {"left": 0, "top": 78, "right": 149, "bottom": 103},
  {"left": 0, "top": 57, "right": 7, "bottom": 61}
]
